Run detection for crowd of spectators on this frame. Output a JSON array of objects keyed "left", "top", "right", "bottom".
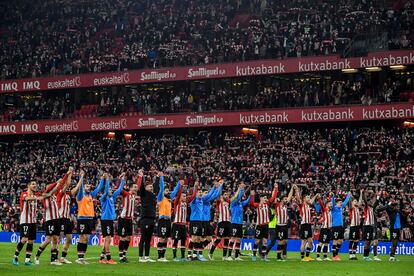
[
  {"left": 0, "top": 0, "right": 412, "bottom": 80},
  {"left": 0, "top": 126, "right": 412, "bottom": 239},
  {"left": 2, "top": 76, "right": 413, "bottom": 122}
]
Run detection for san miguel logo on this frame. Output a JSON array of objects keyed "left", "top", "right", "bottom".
[
  {"left": 185, "top": 115, "right": 224, "bottom": 125},
  {"left": 93, "top": 72, "right": 130, "bottom": 86},
  {"left": 187, "top": 67, "right": 226, "bottom": 78},
  {"left": 140, "top": 71, "right": 176, "bottom": 81},
  {"left": 138, "top": 117, "right": 174, "bottom": 128}
]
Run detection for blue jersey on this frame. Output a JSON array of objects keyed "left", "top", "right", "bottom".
[
  {"left": 190, "top": 186, "right": 217, "bottom": 221},
  {"left": 100, "top": 178, "right": 125, "bottom": 221},
  {"left": 331, "top": 193, "right": 351, "bottom": 227},
  {"left": 202, "top": 185, "right": 222, "bottom": 221},
  {"left": 230, "top": 189, "right": 250, "bottom": 225}
]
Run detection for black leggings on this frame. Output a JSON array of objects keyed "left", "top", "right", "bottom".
[{"left": 139, "top": 218, "right": 155, "bottom": 257}]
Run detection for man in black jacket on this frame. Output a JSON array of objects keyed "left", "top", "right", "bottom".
[
  {"left": 137, "top": 170, "right": 157, "bottom": 263},
  {"left": 386, "top": 200, "right": 405, "bottom": 262}
]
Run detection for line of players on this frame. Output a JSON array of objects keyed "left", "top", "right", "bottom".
[{"left": 12, "top": 167, "right": 406, "bottom": 265}]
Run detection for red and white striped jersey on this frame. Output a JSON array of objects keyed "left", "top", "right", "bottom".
[
  {"left": 57, "top": 191, "right": 71, "bottom": 219},
  {"left": 43, "top": 194, "right": 60, "bottom": 221},
  {"left": 275, "top": 203, "right": 288, "bottom": 225},
  {"left": 173, "top": 201, "right": 187, "bottom": 224},
  {"left": 363, "top": 206, "right": 375, "bottom": 226},
  {"left": 216, "top": 199, "right": 230, "bottom": 223},
  {"left": 256, "top": 204, "right": 270, "bottom": 225},
  {"left": 19, "top": 192, "right": 38, "bottom": 224},
  {"left": 350, "top": 207, "right": 361, "bottom": 227},
  {"left": 120, "top": 191, "right": 135, "bottom": 219},
  {"left": 299, "top": 203, "right": 312, "bottom": 224},
  {"left": 321, "top": 209, "right": 332, "bottom": 229}
]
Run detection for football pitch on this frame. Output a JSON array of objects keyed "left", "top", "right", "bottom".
[{"left": 0, "top": 243, "right": 412, "bottom": 275}]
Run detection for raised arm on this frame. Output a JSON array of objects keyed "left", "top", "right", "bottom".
[
  {"left": 249, "top": 190, "right": 259, "bottom": 208},
  {"left": 318, "top": 197, "right": 326, "bottom": 211},
  {"left": 187, "top": 183, "right": 198, "bottom": 204},
  {"left": 331, "top": 193, "right": 336, "bottom": 207},
  {"left": 358, "top": 189, "right": 364, "bottom": 206},
  {"left": 342, "top": 192, "right": 351, "bottom": 208},
  {"left": 71, "top": 171, "right": 84, "bottom": 197},
  {"left": 267, "top": 185, "right": 278, "bottom": 205},
  {"left": 210, "top": 183, "right": 223, "bottom": 202},
  {"left": 242, "top": 195, "right": 251, "bottom": 207},
  {"left": 286, "top": 185, "right": 295, "bottom": 203},
  {"left": 113, "top": 176, "right": 126, "bottom": 198},
  {"left": 202, "top": 184, "right": 217, "bottom": 202},
  {"left": 91, "top": 177, "right": 105, "bottom": 198},
  {"left": 76, "top": 179, "right": 84, "bottom": 202},
  {"left": 138, "top": 171, "right": 146, "bottom": 197},
  {"left": 310, "top": 193, "right": 319, "bottom": 205},
  {"left": 294, "top": 186, "right": 302, "bottom": 204},
  {"left": 157, "top": 175, "right": 165, "bottom": 202},
  {"left": 231, "top": 188, "right": 243, "bottom": 205},
  {"left": 170, "top": 180, "right": 181, "bottom": 201}
]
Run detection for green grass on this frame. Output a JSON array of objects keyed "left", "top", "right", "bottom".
[{"left": 1, "top": 243, "right": 412, "bottom": 275}]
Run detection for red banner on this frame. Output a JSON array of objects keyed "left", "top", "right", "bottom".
[
  {"left": 0, "top": 103, "right": 413, "bottom": 136},
  {"left": 0, "top": 50, "right": 413, "bottom": 94}
]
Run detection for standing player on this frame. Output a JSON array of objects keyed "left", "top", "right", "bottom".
[
  {"left": 270, "top": 184, "right": 295, "bottom": 261},
  {"left": 75, "top": 173, "right": 105, "bottom": 264},
  {"left": 35, "top": 170, "right": 72, "bottom": 265},
  {"left": 316, "top": 194, "right": 332, "bottom": 261},
  {"left": 209, "top": 186, "right": 239, "bottom": 260},
  {"left": 12, "top": 181, "right": 45, "bottom": 266},
  {"left": 188, "top": 182, "right": 218, "bottom": 261},
  {"left": 294, "top": 186, "right": 318, "bottom": 262},
  {"left": 360, "top": 189, "right": 381, "bottom": 261},
  {"left": 348, "top": 191, "right": 362, "bottom": 260},
  {"left": 331, "top": 191, "right": 351, "bottom": 261},
  {"left": 249, "top": 185, "right": 277, "bottom": 261},
  {"left": 99, "top": 173, "right": 125, "bottom": 264},
  {"left": 228, "top": 183, "right": 250, "bottom": 261},
  {"left": 156, "top": 172, "right": 180, "bottom": 262},
  {"left": 171, "top": 181, "right": 197, "bottom": 261},
  {"left": 58, "top": 170, "right": 84, "bottom": 264},
  {"left": 138, "top": 170, "right": 157, "bottom": 263},
  {"left": 118, "top": 173, "right": 141, "bottom": 263},
  {"left": 202, "top": 179, "right": 223, "bottom": 260},
  {"left": 386, "top": 199, "right": 406, "bottom": 261}
]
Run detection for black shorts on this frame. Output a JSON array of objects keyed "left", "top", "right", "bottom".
[
  {"left": 299, "top": 224, "right": 313, "bottom": 239},
  {"left": 332, "top": 226, "right": 344, "bottom": 240},
  {"left": 45, "top": 219, "right": 61, "bottom": 236},
  {"left": 276, "top": 225, "right": 288, "bottom": 240},
  {"left": 101, "top": 220, "right": 114, "bottom": 237},
  {"left": 349, "top": 226, "right": 361, "bottom": 240},
  {"left": 319, "top": 228, "right": 331, "bottom": 243},
  {"left": 190, "top": 221, "right": 203, "bottom": 236},
  {"left": 231, "top": 224, "right": 243, "bottom": 238},
  {"left": 217, "top": 221, "right": 231, "bottom": 238},
  {"left": 77, "top": 219, "right": 93, "bottom": 235},
  {"left": 172, "top": 223, "right": 187, "bottom": 243},
  {"left": 157, "top": 218, "right": 172, "bottom": 238},
  {"left": 255, "top": 225, "right": 269, "bottom": 240},
  {"left": 20, "top": 223, "right": 37, "bottom": 240},
  {"left": 118, "top": 218, "right": 133, "bottom": 237},
  {"left": 363, "top": 225, "right": 374, "bottom": 241},
  {"left": 390, "top": 228, "right": 400, "bottom": 241},
  {"left": 60, "top": 218, "right": 73, "bottom": 235},
  {"left": 203, "top": 221, "right": 214, "bottom": 237}
]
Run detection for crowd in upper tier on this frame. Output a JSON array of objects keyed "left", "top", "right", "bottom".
[
  {"left": 2, "top": 75, "right": 413, "bottom": 122},
  {"left": 0, "top": 0, "right": 412, "bottom": 80},
  {"left": 0, "top": 127, "right": 412, "bottom": 240}
]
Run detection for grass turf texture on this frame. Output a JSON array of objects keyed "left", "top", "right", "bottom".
[{"left": 1, "top": 243, "right": 412, "bottom": 275}]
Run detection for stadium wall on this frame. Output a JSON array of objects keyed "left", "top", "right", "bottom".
[
  {"left": 0, "top": 50, "right": 413, "bottom": 94},
  {"left": 0, "top": 102, "right": 413, "bottom": 136}
]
